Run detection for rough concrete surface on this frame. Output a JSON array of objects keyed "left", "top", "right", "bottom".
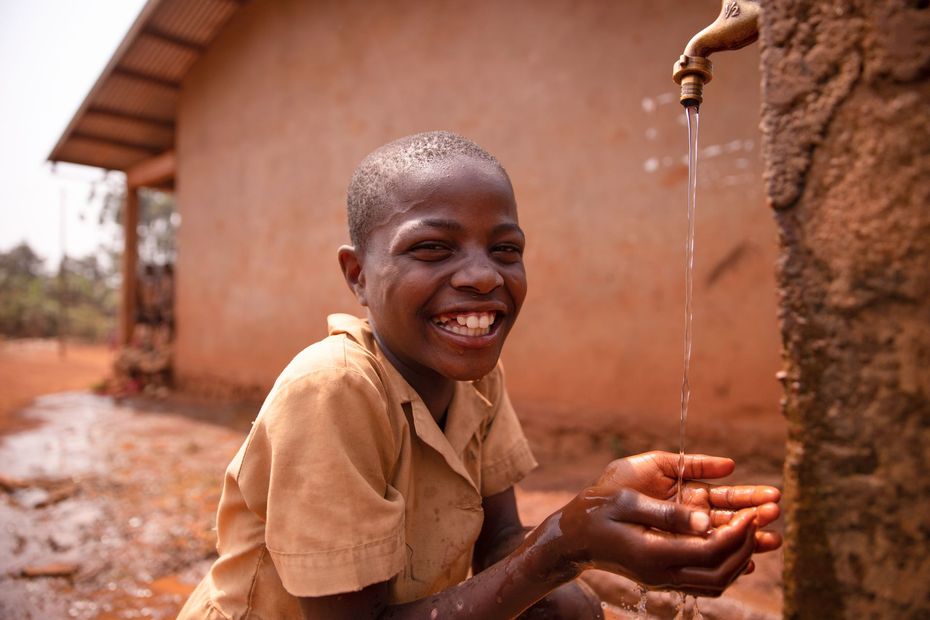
[{"left": 759, "top": 1, "right": 930, "bottom": 617}]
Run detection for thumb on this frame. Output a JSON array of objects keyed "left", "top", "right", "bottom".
[{"left": 610, "top": 488, "right": 710, "bottom": 535}]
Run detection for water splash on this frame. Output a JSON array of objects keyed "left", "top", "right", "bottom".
[
  {"left": 673, "top": 593, "right": 704, "bottom": 619},
  {"left": 674, "top": 592, "right": 687, "bottom": 619},
  {"left": 635, "top": 584, "right": 648, "bottom": 619},
  {"left": 676, "top": 105, "right": 700, "bottom": 503}
]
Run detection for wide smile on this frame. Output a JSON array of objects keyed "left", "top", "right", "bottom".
[{"left": 431, "top": 310, "right": 502, "bottom": 340}]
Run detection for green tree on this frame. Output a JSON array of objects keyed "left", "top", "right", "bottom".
[
  {"left": 93, "top": 174, "right": 178, "bottom": 267},
  {"left": 0, "top": 242, "right": 117, "bottom": 341},
  {"left": 0, "top": 242, "right": 58, "bottom": 338},
  {"left": 62, "top": 253, "right": 117, "bottom": 341}
]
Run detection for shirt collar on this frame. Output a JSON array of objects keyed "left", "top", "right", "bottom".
[{"left": 327, "top": 313, "right": 492, "bottom": 490}]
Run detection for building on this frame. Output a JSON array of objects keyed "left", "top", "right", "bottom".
[{"left": 50, "top": 0, "right": 782, "bottom": 445}]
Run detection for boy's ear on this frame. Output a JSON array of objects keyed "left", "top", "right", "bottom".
[{"left": 337, "top": 245, "right": 368, "bottom": 307}]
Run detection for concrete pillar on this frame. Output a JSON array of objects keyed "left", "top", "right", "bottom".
[{"left": 758, "top": 2, "right": 930, "bottom": 617}]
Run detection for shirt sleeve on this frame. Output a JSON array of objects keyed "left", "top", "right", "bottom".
[
  {"left": 479, "top": 364, "right": 538, "bottom": 497},
  {"left": 235, "top": 365, "right": 406, "bottom": 597}
]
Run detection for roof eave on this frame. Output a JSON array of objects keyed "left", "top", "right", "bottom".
[{"left": 47, "top": 0, "right": 167, "bottom": 169}]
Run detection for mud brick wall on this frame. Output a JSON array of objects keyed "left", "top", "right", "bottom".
[
  {"left": 758, "top": 2, "right": 930, "bottom": 617},
  {"left": 174, "top": 0, "right": 783, "bottom": 442}
]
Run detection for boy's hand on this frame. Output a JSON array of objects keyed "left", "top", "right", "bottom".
[
  {"left": 525, "top": 451, "right": 782, "bottom": 597},
  {"left": 594, "top": 451, "right": 782, "bottom": 560},
  {"left": 544, "top": 486, "right": 759, "bottom": 596}
]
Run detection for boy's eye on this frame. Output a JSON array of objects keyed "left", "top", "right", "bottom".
[
  {"left": 492, "top": 244, "right": 524, "bottom": 262},
  {"left": 409, "top": 242, "right": 453, "bottom": 261}
]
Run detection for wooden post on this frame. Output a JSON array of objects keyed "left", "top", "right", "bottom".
[
  {"left": 119, "top": 185, "right": 139, "bottom": 346},
  {"left": 58, "top": 187, "right": 67, "bottom": 358},
  {"left": 118, "top": 152, "right": 175, "bottom": 347}
]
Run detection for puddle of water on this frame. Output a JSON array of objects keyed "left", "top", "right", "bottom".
[{"left": 0, "top": 392, "right": 242, "bottom": 619}]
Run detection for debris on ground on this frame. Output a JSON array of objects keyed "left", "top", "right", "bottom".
[
  {"left": 19, "top": 563, "right": 80, "bottom": 579},
  {"left": 0, "top": 474, "right": 29, "bottom": 493},
  {"left": 0, "top": 392, "right": 783, "bottom": 619}
]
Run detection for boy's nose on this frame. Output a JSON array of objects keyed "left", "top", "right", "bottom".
[{"left": 450, "top": 257, "right": 504, "bottom": 294}]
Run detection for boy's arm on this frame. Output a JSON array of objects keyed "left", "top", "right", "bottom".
[
  {"left": 299, "top": 453, "right": 772, "bottom": 619},
  {"left": 297, "top": 487, "right": 601, "bottom": 620},
  {"left": 473, "top": 487, "right": 604, "bottom": 620}
]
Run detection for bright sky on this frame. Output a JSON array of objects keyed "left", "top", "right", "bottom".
[{"left": 0, "top": 0, "right": 148, "bottom": 268}]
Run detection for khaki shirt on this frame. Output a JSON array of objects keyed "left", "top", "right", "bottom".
[{"left": 179, "top": 314, "right": 537, "bottom": 619}]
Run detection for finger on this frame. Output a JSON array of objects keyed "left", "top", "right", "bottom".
[
  {"left": 710, "top": 509, "right": 736, "bottom": 528},
  {"left": 711, "top": 501, "right": 780, "bottom": 529},
  {"left": 754, "top": 502, "right": 781, "bottom": 528},
  {"left": 709, "top": 485, "right": 781, "bottom": 509},
  {"left": 610, "top": 488, "right": 711, "bottom": 535},
  {"left": 651, "top": 453, "right": 736, "bottom": 482},
  {"left": 754, "top": 530, "right": 782, "bottom": 553},
  {"left": 669, "top": 515, "right": 757, "bottom": 595},
  {"left": 680, "top": 483, "right": 711, "bottom": 507},
  {"left": 643, "top": 508, "right": 757, "bottom": 569},
  {"left": 743, "top": 560, "right": 756, "bottom": 575}
]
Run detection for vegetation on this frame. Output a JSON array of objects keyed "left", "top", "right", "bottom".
[
  {"left": 93, "top": 176, "right": 179, "bottom": 267},
  {"left": 1, "top": 176, "right": 177, "bottom": 343},
  {"left": 0, "top": 242, "right": 116, "bottom": 342}
]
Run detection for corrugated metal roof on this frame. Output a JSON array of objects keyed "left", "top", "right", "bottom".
[{"left": 48, "top": 0, "right": 243, "bottom": 172}]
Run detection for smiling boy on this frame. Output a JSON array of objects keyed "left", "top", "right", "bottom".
[{"left": 179, "top": 131, "right": 780, "bottom": 619}]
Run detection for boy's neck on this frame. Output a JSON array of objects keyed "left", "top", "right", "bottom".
[{"left": 373, "top": 332, "right": 455, "bottom": 425}]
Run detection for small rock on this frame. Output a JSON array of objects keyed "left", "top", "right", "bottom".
[
  {"left": 0, "top": 474, "right": 29, "bottom": 493},
  {"left": 33, "top": 481, "right": 78, "bottom": 508},
  {"left": 20, "top": 562, "right": 80, "bottom": 578}
]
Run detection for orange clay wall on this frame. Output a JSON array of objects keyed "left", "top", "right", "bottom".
[{"left": 175, "top": 0, "right": 782, "bottom": 446}]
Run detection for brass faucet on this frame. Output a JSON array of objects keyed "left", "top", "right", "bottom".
[{"left": 673, "top": 0, "right": 760, "bottom": 108}]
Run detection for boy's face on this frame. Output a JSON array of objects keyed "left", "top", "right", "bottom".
[{"left": 346, "top": 155, "right": 527, "bottom": 385}]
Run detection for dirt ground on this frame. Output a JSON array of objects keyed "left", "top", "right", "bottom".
[
  {"left": 0, "top": 339, "right": 784, "bottom": 619},
  {"left": 0, "top": 339, "right": 113, "bottom": 436}
]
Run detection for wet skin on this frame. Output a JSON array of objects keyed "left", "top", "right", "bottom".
[
  {"left": 298, "top": 452, "right": 780, "bottom": 619},
  {"left": 315, "top": 157, "right": 782, "bottom": 618},
  {"left": 338, "top": 155, "right": 527, "bottom": 422}
]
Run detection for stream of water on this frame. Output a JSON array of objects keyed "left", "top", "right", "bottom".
[
  {"left": 633, "top": 104, "right": 701, "bottom": 620},
  {"left": 676, "top": 104, "right": 699, "bottom": 503},
  {"left": 671, "top": 105, "right": 702, "bottom": 620}
]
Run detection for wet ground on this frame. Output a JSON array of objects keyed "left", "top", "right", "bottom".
[
  {"left": 0, "top": 391, "right": 782, "bottom": 619},
  {"left": 0, "top": 393, "right": 242, "bottom": 618},
  {"left": 0, "top": 339, "right": 113, "bottom": 436},
  {"left": 0, "top": 339, "right": 782, "bottom": 619}
]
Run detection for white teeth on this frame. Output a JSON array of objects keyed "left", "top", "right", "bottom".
[
  {"left": 434, "top": 312, "right": 498, "bottom": 337},
  {"left": 449, "top": 324, "right": 485, "bottom": 336}
]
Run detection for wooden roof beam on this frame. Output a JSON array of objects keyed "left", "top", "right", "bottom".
[
  {"left": 70, "top": 131, "right": 164, "bottom": 155},
  {"left": 141, "top": 25, "right": 207, "bottom": 53},
  {"left": 85, "top": 105, "right": 176, "bottom": 130},
  {"left": 112, "top": 66, "right": 182, "bottom": 91}
]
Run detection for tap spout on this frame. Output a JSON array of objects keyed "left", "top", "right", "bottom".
[{"left": 673, "top": 0, "right": 760, "bottom": 108}]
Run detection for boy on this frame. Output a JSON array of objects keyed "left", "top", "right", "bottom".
[{"left": 179, "top": 131, "right": 780, "bottom": 619}]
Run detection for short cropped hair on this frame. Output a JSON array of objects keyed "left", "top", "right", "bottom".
[{"left": 347, "top": 131, "right": 508, "bottom": 249}]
